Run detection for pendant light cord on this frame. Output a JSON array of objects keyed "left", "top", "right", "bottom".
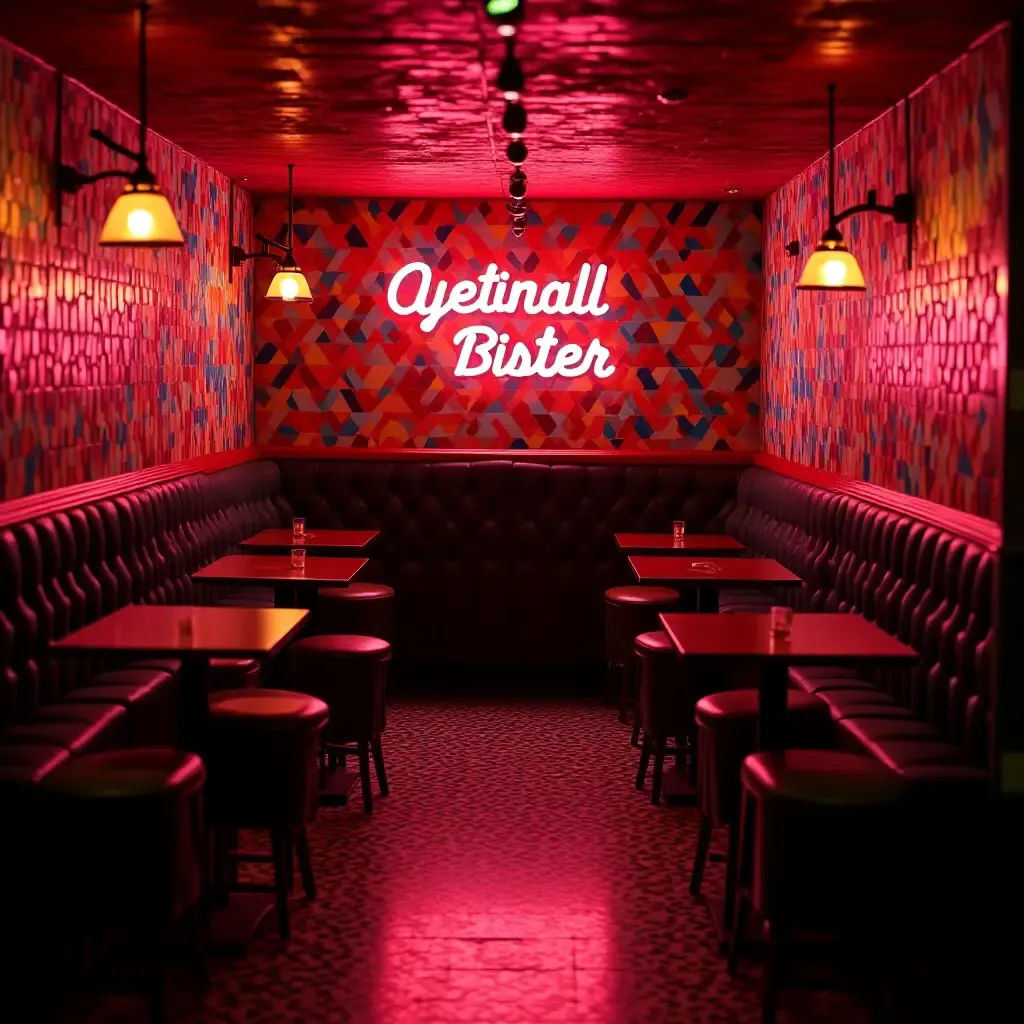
[
  {"left": 827, "top": 82, "right": 836, "bottom": 230},
  {"left": 138, "top": 1, "right": 148, "bottom": 161},
  {"left": 287, "top": 163, "right": 295, "bottom": 251}
]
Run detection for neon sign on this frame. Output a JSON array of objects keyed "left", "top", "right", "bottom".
[{"left": 386, "top": 261, "right": 616, "bottom": 379}]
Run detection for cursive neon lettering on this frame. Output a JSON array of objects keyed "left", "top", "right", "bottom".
[
  {"left": 388, "top": 261, "right": 616, "bottom": 380},
  {"left": 453, "top": 325, "right": 616, "bottom": 379}
]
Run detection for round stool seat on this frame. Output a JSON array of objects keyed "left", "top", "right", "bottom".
[
  {"left": 695, "top": 689, "right": 831, "bottom": 828},
  {"left": 635, "top": 629, "right": 675, "bottom": 655},
  {"left": 208, "top": 658, "right": 260, "bottom": 690},
  {"left": 696, "top": 688, "right": 825, "bottom": 723},
  {"left": 288, "top": 634, "right": 391, "bottom": 660},
  {"left": 38, "top": 749, "right": 206, "bottom": 927},
  {"left": 317, "top": 583, "right": 395, "bottom": 641},
  {"left": 320, "top": 583, "right": 395, "bottom": 602},
  {"left": 605, "top": 585, "right": 679, "bottom": 607},
  {"left": 209, "top": 688, "right": 329, "bottom": 728},
  {"left": 742, "top": 750, "right": 908, "bottom": 807}
]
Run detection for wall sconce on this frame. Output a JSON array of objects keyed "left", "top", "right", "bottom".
[
  {"left": 55, "top": 2, "right": 183, "bottom": 246},
  {"left": 231, "top": 163, "right": 312, "bottom": 302},
  {"left": 788, "top": 84, "right": 914, "bottom": 291}
]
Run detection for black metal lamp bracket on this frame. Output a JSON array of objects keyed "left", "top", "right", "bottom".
[{"left": 230, "top": 234, "right": 290, "bottom": 269}]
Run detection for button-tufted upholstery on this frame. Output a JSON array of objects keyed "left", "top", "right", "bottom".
[
  {"left": 278, "top": 459, "right": 741, "bottom": 663},
  {"left": 0, "top": 455, "right": 998, "bottom": 785},
  {"left": 723, "top": 467, "right": 995, "bottom": 772},
  {"left": 0, "top": 461, "right": 292, "bottom": 745}
]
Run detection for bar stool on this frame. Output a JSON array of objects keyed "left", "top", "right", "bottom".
[
  {"left": 288, "top": 635, "right": 390, "bottom": 812},
  {"left": 728, "top": 750, "right": 908, "bottom": 1023},
  {"left": 207, "top": 658, "right": 261, "bottom": 691},
  {"left": 37, "top": 748, "right": 207, "bottom": 1022},
  {"left": 633, "top": 630, "right": 697, "bottom": 804},
  {"left": 689, "top": 689, "right": 832, "bottom": 935},
  {"left": 317, "top": 583, "right": 394, "bottom": 642},
  {"left": 205, "top": 689, "right": 328, "bottom": 940},
  {"left": 604, "top": 586, "right": 678, "bottom": 724}
]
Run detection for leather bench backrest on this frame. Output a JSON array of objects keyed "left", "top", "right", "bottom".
[
  {"left": 723, "top": 467, "right": 994, "bottom": 766},
  {"left": 0, "top": 460, "right": 288, "bottom": 727},
  {"left": 276, "top": 459, "right": 743, "bottom": 663}
]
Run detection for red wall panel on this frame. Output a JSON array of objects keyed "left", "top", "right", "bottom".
[
  {"left": 762, "top": 28, "right": 1008, "bottom": 521},
  {"left": 253, "top": 199, "right": 762, "bottom": 452},
  {"left": 0, "top": 37, "right": 253, "bottom": 500}
]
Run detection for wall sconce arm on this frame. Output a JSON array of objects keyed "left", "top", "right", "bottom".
[
  {"left": 833, "top": 189, "right": 915, "bottom": 228},
  {"left": 230, "top": 235, "right": 292, "bottom": 269}
]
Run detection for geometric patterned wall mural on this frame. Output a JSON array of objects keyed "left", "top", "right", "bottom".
[
  {"left": 762, "top": 27, "right": 1007, "bottom": 521},
  {"left": 0, "top": 37, "right": 253, "bottom": 499},
  {"left": 254, "top": 199, "right": 761, "bottom": 451}
]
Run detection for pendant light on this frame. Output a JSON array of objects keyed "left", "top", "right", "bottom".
[
  {"left": 230, "top": 164, "right": 312, "bottom": 302},
  {"left": 56, "top": 2, "right": 184, "bottom": 246},
  {"left": 789, "top": 84, "right": 914, "bottom": 292}
]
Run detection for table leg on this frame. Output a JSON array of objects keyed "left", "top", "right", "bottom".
[
  {"left": 698, "top": 586, "right": 719, "bottom": 613},
  {"left": 179, "top": 655, "right": 209, "bottom": 752},
  {"left": 757, "top": 662, "right": 789, "bottom": 750}
]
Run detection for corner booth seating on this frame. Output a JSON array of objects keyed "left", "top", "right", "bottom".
[{"left": 0, "top": 456, "right": 996, "bottom": 792}]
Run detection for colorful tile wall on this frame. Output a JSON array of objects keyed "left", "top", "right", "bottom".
[
  {"left": 253, "top": 199, "right": 761, "bottom": 451},
  {"left": 0, "top": 37, "right": 252, "bottom": 499},
  {"left": 762, "top": 28, "right": 1008, "bottom": 521}
]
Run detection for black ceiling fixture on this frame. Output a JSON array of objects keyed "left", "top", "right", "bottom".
[{"left": 485, "top": 4, "right": 533, "bottom": 236}]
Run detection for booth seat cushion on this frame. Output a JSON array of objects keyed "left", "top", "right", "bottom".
[
  {"left": 0, "top": 743, "right": 71, "bottom": 786},
  {"left": 1, "top": 703, "right": 127, "bottom": 754},
  {"left": 67, "top": 669, "right": 180, "bottom": 746}
]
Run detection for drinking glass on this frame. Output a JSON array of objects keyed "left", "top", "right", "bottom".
[
  {"left": 292, "top": 517, "right": 306, "bottom": 542},
  {"left": 770, "top": 605, "right": 793, "bottom": 637},
  {"left": 291, "top": 547, "right": 306, "bottom": 570},
  {"left": 673, "top": 520, "right": 686, "bottom": 542}
]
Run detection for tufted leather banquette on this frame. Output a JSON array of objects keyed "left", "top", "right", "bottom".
[
  {"left": 722, "top": 468, "right": 995, "bottom": 773},
  {"left": 0, "top": 456, "right": 998, "bottom": 782},
  {"left": 0, "top": 461, "right": 290, "bottom": 739},
  {"left": 277, "top": 459, "right": 742, "bottom": 662}
]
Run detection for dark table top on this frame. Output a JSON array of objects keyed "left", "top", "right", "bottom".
[
  {"left": 50, "top": 605, "right": 310, "bottom": 659},
  {"left": 659, "top": 612, "right": 919, "bottom": 664},
  {"left": 614, "top": 533, "right": 746, "bottom": 554},
  {"left": 240, "top": 528, "right": 379, "bottom": 552},
  {"left": 192, "top": 554, "right": 367, "bottom": 588},
  {"left": 629, "top": 555, "right": 801, "bottom": 588}
]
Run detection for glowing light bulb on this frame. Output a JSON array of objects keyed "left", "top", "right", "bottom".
[
  {"left": 821, "top": 259, "right": 848, "bottom": 287},
  {"left": 279, "top": 276, "right": 300, "bottom": 300},
  {"left": 503, "top": 89, "right": 521, "bottom": 102},
  {"left": 126, "top": 208, "right": 155, "bottom": 238}
]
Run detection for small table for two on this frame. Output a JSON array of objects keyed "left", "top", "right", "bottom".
[
  {"left": 629, "top": 554, "right": 800, "bottom": 613},
  {"left": 193, "top": 554, "right": 368, "bottom": 608}
]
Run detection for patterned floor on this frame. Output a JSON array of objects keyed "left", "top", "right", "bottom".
[{"left": 82, "top": 699, "right": 876, "bottom": 1023}]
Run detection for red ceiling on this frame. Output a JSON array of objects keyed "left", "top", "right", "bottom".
[{"left": 2, "top": 0, "right": 1013, "bottom": 199}]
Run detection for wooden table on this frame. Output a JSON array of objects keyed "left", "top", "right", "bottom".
[
  {"left": 192, "top": 554, "right": 368, "bottom": 607},
  {"left": 614, "top": 533, "right": 746, "bottom": 555},
  {"left": 51, "top": 604, "right": 309, "bottom": 661},
  {"left": 240, "top": 528, "right": 379, "bottom": 554},
  {"left": 658, "top": 612, "right": 918, "bottom": 750},
  {"left": 629, "top": 554, "right": 800, "bottom": 612}
]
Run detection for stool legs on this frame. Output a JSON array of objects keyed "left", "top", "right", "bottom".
[
  {"left": 650, "top": 737, "right": 667, "bottom": 805},
  {"left": 371, "top": 737, "right": 389, "bottom": 797},
  {"left": 617, "top": 659, "right": 631, "bottom": 724},
  {"left": 271, "top": 830, "right": 292, "bottom": 941},
  {"left": 690, "top": 814, "right": 712, "bottom": 896},
  {"left": 357, "top": 740, "right": 373, "bottom": 813},
  {"left": 295, "top": 828, "right": 316, "bottom": 901},
  {"left": 635, "top": 735, "right": 652, "bottom": 790}
]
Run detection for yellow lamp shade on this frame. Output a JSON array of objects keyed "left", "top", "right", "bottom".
[
  {"left": 265, "top": 266, "right": 312, "bottom": 302},
  {"left": 796, "top": 237, "right": 866, "bottom": 291},
  {"left": 99, "top": 183, "right": 184, "bottom": 247}
]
